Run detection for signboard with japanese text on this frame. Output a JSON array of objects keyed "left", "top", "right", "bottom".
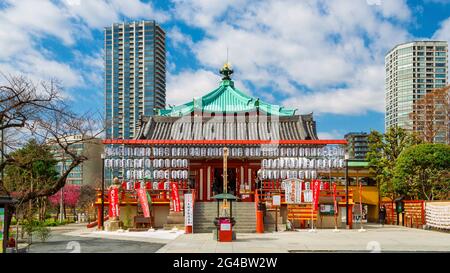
[
  {"left": 184, "top": 193, "right": 193, "bottom": 226},
  {"left": 282, "top": 179, "right": 302, "bottom": 204},
  {"left": 273, "top": 195, "right": 281, "bottom": 206},
  {"left": 353, "top": 204, "right": 368, "bottom": 223}
]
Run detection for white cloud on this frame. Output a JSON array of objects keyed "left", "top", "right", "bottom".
[
  {"left": 172, "top": 0, "right": 412, "bottom": 115},
  {"left": 318, "top": 130, "right": 345, "bottom": 140},
  {"left": 166, "top": 69, "right": 219, "bottom": 105},
  {"left": 0, "top": 0, "right": 168, "bottom": 97},
  {"left": 62, "top": 0, "right": 169, "bottom": 29}
]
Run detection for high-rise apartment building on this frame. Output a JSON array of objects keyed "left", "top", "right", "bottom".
[
  {"left": 385, "top": 41, "right": 448, "bottom": 142},
  {"left": 105, "top": 21, "right": 166, "bottom": 139},
  {"left": 344, "top": 132, "right": 369, "bottom": 160}
]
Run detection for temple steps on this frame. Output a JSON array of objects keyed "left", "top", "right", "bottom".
[{"left": 193, "top": 202, "right": 257, "bottom": 233}]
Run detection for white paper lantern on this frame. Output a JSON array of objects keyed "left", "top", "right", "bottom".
[
  {"left": 261, "top": 170, "right": 267, "bottom": 180},
  {"left": 153, "top": 182, "right": 158, "bottom": 190},
  {"left": 299, "top": 147, "right": 304, "bottom": 157},
  {"left": 298, "top": 170, "right": 304, "bottom": 179},
  {"left": 304, "top": 170, "right": 310, "bottom": 179}
]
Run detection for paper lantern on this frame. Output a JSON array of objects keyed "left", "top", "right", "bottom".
[
  {"left": 273, "top": 170, "right": 279, "bottom": 179},
  {"left": 299, "top": 147, "right": 304, "bottom": 157},
  {"left": 262, "top": 159, "right": 267, "bottom": 169},
  {"left": 287, "top": 148, "right": 292, "bottom": 157},
  {"left": 304, "top": 170, "right": 310, "bottom": 179},
  {"left": 299, "top": 170, "right": 304, "bottom": 179},
  {"left": 261, "top": 170, "right": 267, "bottom": 180}
]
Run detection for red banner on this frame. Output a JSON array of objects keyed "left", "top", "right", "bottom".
[
  {"left": 312, "top": 179, "right": 320, "bottom": 211},
  {"left": 137, "top": 187, "right": 150, "bottom": 218},
  {"left": 171, "top": 182, "right": 181, "bottom": 212},
  {"left": 332, "top": 182, "right": 338, "bottom": 215},
  {"left": 108, "top": 187, "right": 120, "bottom": 218}
]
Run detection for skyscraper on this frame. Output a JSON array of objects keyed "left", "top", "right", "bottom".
[
  {"left": 385, "top": 41, "right": 448, "bottom": 142},
  {"left": 105, "top": 20, "right": 166, "bottom": 139}
]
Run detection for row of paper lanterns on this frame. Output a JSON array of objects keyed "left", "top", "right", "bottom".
[
  {"left": 261, "top": 158, "right": 345, "bottom": 169},
  {"left": 260, "top": 169, "right": 318, "bottom": 180},
  {"left": 105, "top": 146, "right": 345, "bottom": 158},
  {"left": 125, "top": 169, "right": 189, "bottom": 180},
  {"left": 105, "top": 158, "right": 189, "bottom": 169}
]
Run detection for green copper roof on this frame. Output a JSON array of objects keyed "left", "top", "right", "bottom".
[
  {"left": 157, "top": 65, "right": 297, "bottom": 117},
  {"left": 348, "top": 161, "right": 369, "bottom": 167}
]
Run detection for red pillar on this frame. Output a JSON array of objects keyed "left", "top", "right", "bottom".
[
  {"left": 97, "top": 205, "right": 102, "bottom": 229},
  {"left": 348, "top": 204, "right": 353, "bottom": 229}
]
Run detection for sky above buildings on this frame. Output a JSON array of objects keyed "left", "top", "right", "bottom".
[{"left": 0, "top": 0, "right": 449, "bottom": 139}]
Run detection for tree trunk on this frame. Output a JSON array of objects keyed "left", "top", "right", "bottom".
[{"left": 3, "top": 204, "right": 14, "bottom": 251}]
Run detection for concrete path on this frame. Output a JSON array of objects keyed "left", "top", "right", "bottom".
[
  {"left": 28, "top": 223, "right": 164, "bottom": 253},
  {"left": 157, "top": 224, "right": 450, "bottom": 253}
]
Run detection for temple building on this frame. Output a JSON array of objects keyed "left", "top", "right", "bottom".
[{"left": 99, "top": 64, "right": 378, "bottom": 232}]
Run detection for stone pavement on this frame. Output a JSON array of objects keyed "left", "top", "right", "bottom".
[{"left": 157, "top": 224, "right": 450, "bottom": 253}]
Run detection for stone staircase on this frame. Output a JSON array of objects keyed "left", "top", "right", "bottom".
[{"left": 193, "top": 202, "right": 257, "bottom": 233}]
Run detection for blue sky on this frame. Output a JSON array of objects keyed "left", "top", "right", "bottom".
[{"left": 0, "top": 0, "right": 449, "bottom": 139}]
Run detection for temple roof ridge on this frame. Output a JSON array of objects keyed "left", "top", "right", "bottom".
[{"left": 159, "top": 64, "right": 298, "bottom": 117}]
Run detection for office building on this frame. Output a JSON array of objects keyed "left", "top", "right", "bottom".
[
  {"left": 105, "top": 20, "right": 166, "bottom": 139},
  {"left": 344, "top": 132, "right": 369, "bottom": 160}
]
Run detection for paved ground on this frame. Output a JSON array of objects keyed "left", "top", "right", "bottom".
[
  {"left": 24, "top": 223, "right": 450, "bottom": 253},
  {"left": 28, "top": 224, "right": 165, "bottom": 253},
  {"left": 157, "top": 224, "right": 450, "bottom": 253}
]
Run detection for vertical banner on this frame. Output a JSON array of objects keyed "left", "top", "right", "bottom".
[
  {"left": 137, "top": 188, "right": 150, "bottom": 218},
  {"left": 0, "top": 208, "right": 4, "bottom": 253},
  {"left": 312, "top": 180, "right": 321, "bottom": 211},
  {"left": 108, "top": 187, "right": 120, "bottom": 218},
  {"left": 184, "top": 193, "right": 193, "bottom": 227},
  {"left": 171, "top": 182, "right": 181, "bottom": 212},
  {"left": 332, "top": 182, "right": 338, "bottom": 215}
]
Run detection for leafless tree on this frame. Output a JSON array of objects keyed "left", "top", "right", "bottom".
[
  {"left": 0, "top": 73, "right": 104, "bottom": 245},
  {"left": 409, "top": 86, "right": 449, "bottom": 144}
]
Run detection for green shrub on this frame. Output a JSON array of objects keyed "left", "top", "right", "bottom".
[{"left": 34, "top": 225, "right": 52, "bottom": 242}]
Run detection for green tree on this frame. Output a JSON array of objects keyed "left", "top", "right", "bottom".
[
  {"left": 366, "top": 126, "right": 422, "bottom": 200},
  {"left": 393, "top": 144, "right": 450, "bottom": 200},
  {"left": 4, "top": 139, "right": 58, "bottom": 222}
]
